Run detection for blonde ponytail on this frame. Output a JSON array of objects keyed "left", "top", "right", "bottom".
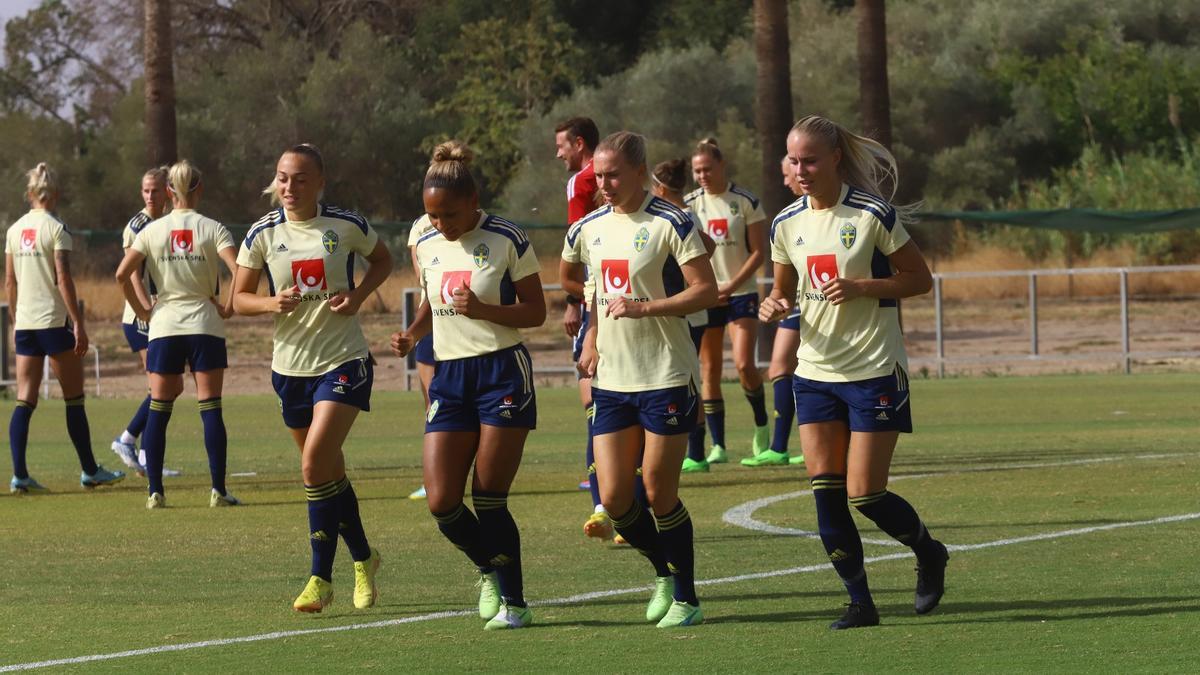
[
  {"left": 693, "top": 136, "right": 723, "bottom": 163},
  {"left": 596, "top": 131, "right": 647, "bottom": 170},
  {"left": 25, "top": 162, "right": 58, "bottom": 203},
  {"left": 167, "top": 160, "right": 202, "bottom": 206}
]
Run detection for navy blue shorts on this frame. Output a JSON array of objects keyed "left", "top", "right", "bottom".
[
  {"left": 123, "top": 321, "right": 149, "bottom": 352},
  {"left": 14, "top": 326, "right": 75, "bottom": 357},
  {"left": 592, "top": 384, "right": 698, "bottom": 436},
  {"left": 426, "top": 344, "right": 536, "bottom": 432},
  {"left": 706, "top": 293, "right": 759, "bottom": 327},
  {"left": 146, "top": 334, "right": 228, "bottom": 374},
  {"left": 689, "top": 324, "right": 705, "bottom": 353},
  {"left": 414, "top": 333, "right": 435, "bottom": 365},
  {"left": 792, "top": 367, "right": 912, "bottom": 433},
  {"left": 572, "top": 307, "right": 591, "bottom": 364},
  {"left": 272, "top": 357, "right": 373, "bottom": 429},
  {"left": 779, "top": 311, "right": 801, "bottom": 331}
]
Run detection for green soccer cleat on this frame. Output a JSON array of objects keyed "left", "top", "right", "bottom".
[
  {"left": 477, "top": 571, "right": 501, "bottom": 619},
  {"left": 484, "top": 601, "right": 532, "bottom": 630},
  {"left": 10, "top": 475, "right": 49, "bottom": 494},
  {"left": 646, "top": 576, "right": 675, "bottom": 622},
  {"left": 81, "top": 465, "right": 125, "bottom": 489},
  {"left": 705, "top": 444, "right": 728, "bottom": 464},
  {"left": 210, "top": 489, "right": 241, "bottom": 507},
  {"left": 293, "top": 575, "right": 334, "bottom": 613},
  {"left": 408, "top": 485, "right": 427, "bottom": 500},
  {"left": 681, "top": 457, "right": 710, "bottom": 473},
  {"left": 751, "top": 425, "right": 770, "bottom": 455},
  {"left": 353, "top": 547, "right": 381, "bottom": 609},
  {"left": 740, "top": 449, "right": 790, "bottom": 467},
  {"left": 656, "top": 600, "right": 703, "bottom": 628},
  {"left": 789, "top": 454, "right": 806, "bottom": 466},
  {"left": 146, "top": 492, "right": 166, "bottom": 509}
]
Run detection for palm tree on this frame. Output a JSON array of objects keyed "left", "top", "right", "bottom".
[
  {"left": 144, "top": 0, "right": 177, "bottom": 166},
  {"left": 753, "top": 0, "right": 795, "bottom": 220},
  {"left": 856, "top": 0, "right": 891, "bottom": 149}
]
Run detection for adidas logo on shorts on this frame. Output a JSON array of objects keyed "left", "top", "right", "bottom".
[
  {"left": 876, "top": 411, "right": 889, "bottom": 421},
  {"left": 665, "top": 416, "right": 678, "bottom": 425},
  {"left": 500, "top": 410, "right": 512, "bottom": 419}
]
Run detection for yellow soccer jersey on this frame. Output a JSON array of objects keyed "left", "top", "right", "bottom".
[
  {"left": 770, "top": 185, "right": 911, "bottom": 382},
  {"left": 685, "top": 182, "right": 767, "bottom": 297},
  {"left": 121, "top": 210, "right": 157, "bottom": 325},
  {"left": 682, "top": 206, "right": 708, "bottom": 328},
  {"left": 567, "top": 194, "right": 707, "bottom": 392},
  {"left": 560, "top": 208, "right": 600, "bottom": 311},
  {"left": 408, "top": 216, "right": 434, "bottom": 305},
  {"left": 416, "top": 211, "right": 540, "bottom": 361},
  {"left": 133, "top": 209, "right": 234, "bottom": 340},
  {"left": 5, "top": 209, "right": 71, "bottom": 330},
  {"left": 237, "top": 204, "right": 380, "bottom": 377}
]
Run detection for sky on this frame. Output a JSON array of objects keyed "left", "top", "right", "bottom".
[{"left": 0, "top": 0, "right": 45, "bottom": 52}]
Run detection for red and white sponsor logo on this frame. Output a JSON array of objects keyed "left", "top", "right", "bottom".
[
  {"left": 879, "top": 395, "right": 889, "bottom": 407},
  {"left": 502, "top": 396, "right": 513, "bottom": 406},
  {"left": 440, "top": 271, "right": 472, "bottom": 306},
  {"left": 707, "top": 218, "right": 729, "bottom": 240},
  {"left": 667, "top": 403, "right": 678, "bottom": 414},
  {"left": 806, "top": 254, "right": 838, "bottom": 290},
  {"left": 601, "top": 259, "right": 631, "bottom": 294},
  {"left": 19, "top": 229, "right": 36, "bottom": 252},
  {"left": 337, "top": 374, "right": 349, "bottom": 384},
  {"left": 169, "top": 229, "right": 194, "bottom": 254},
  {"left": 291, "top": 259, "right": 327, "bottom": 292}
]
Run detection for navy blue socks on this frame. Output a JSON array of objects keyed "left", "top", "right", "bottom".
[
  {"left": 770, "top": 376, "right": 794, "bottom": 453},
  {"left": 198, "top": 397, "right": 227, "bottom": 495},
  {"left": 654, "top": 501, "right": 698, "bottom": 605},
  {"left": 142, "top": 398, "right": 174, "bottom": 494},
  {"left": 432, "top": 502, "right": 493, "bottom": 570},
  {"left": 64, "top": 395, "right": 98, "bottom": 475},
  {"left": 744, "top": 384, "right": 769, "bottom": 427},
  {"left": 305, "top": 477, "right": 348, "bottom": 581},
  {"left": 811, "top": 474, "right": 872, "bottom": 605},
  {"left": 474, "top": 490, "right": 525, "bottom": 607},
  {"left": 585, "top": 403, "right": 601, "bottom": 508},
  {"left": 125, "top": 395, "right": 151, "bottom": 440},
  {"left": 335, "top": 479, "right": 371, "bottom": 562},
  {"left": 851, "top": 490, "right": 941, "bottom": 563},
  {"left": 703, "top": 399, "right": 726, "bottom": 448},
  {"left": 9, "top": 400, "right": 34, "bottom": 479},
  {"left": 612, "top": 503, "right": 671, "bottom": 578}
]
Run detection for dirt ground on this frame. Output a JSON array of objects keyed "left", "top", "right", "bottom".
[{"left": 23, "top": 286, "right": 1200, "bottom": 401}]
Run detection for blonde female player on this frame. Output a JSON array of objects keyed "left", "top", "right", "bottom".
[
  {"left": 6, "top": 163, "right": 125, "bottom": 493},
  {"left": 233, "top": 144, "right": 391, "bottom": 613},
  {"left": 756, "top": 156, "right": 807, "bottom": 467},
  {"left": 571, "top": 132, "right": 718, "bottom": 628},
  {"left": 110, "top": 167, "right": 180, "bottom": 478},
  {"left": 650, "top": 158, "right": 716, "bottom": 473},
  {"left": 116, "top": 160, "right": 239, "bottom": 509},
  {"left": 761, "top": 115, "right": 947, "bottom": 629},
  {"left": 391, "top": 141, "right": 545, "bottom": 631},
  {"left": 686, "top": 138, "right": 772, "bottom": 465}
]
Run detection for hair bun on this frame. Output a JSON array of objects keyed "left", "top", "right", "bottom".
[
  {"left": 432, "top": 141, "right": 474, "bottom": 165},
  {"left": 701, "top": 137, "right": 719, "bottom": 147}
]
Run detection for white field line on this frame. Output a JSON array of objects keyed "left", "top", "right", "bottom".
[
  {"left": 721, "top": 452, "right": 1197, "bottom": 543},
  {"left": 2, "top": 454, "right": 1197, "bottom": 672}
]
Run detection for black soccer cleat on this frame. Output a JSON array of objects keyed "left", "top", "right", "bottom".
[
  {"left": 829, "top": 601, "right": 881, "bottom": 630},
  {"left": 914, "top": 540, "right": 949, "bottom": 615}
]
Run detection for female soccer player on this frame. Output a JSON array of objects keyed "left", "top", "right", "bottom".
[
  {"left": 6, "top": 163, "right": 125, "bottom": 493},
  {"left": 233, "top": 143, "right": 390, "bottom": 613},
  {"left": 686, "top": 138, "right": 771, "bottom": 465},
  {"left": 761, "top": 115, "right": 947, "bottom": 629},
  {"left": 755, "top": 156, "right": 807, "bottom": 467},
  {"left": 405, "top": 218, "right": 434, "bottom": 501},
  {"left": 570, "top": 132, "right": 718, "bottom": 628},
  {"left": 391, "top": 141, "right": 545, "bottom": 631},
  {"left": 650, "top": 158, "right": 715, "bottom": 473},
  {"left": 110, "top": 167, "right": 180, "bottom": 477},
  {"left": 116, "top": 160, "right": 239, "bottom": 509}
]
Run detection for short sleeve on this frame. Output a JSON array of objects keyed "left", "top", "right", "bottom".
[
  {"left": 52, "top": 223, "right": 72, "bottom": 252},
  {"left": 122, "top": 226, "right": 135, "bottom": 249},
  {"left": 236, "top": 234, "right": 265, "bottom": 269},
  {"left": 669, "top": 216, "right": 706, "bottom": 266},
  {"left": 214, "top": 224, "right": 235, "bottom": 251},
  {"left": 406, "top": 218, "right": 425, "bottom": 247},
  {"left": 353, "top": 222, "right": 380, "bottom": 256},
  {"left": 4, "top": 229, "right": 12, "bottom": 255},
  {"left": 561, "top": 222, "right": 583, "bottom": 264},
  {"left": 874, "top": 215, "right": 910, "bottom": 256},
  {"left": 511, "top": 238, "right": 540, "bottom": 281},
  {"left": 747, "top": 196, "right": 767, "bottom": 225},
  {"left": 131, "top": 228, "right": 150, "bottom": 257},
  {"left": 770, "top": 219, "right": 792, "bottom": 265}
]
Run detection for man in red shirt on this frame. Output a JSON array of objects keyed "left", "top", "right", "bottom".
[{"left": 554, "top": 117, "right": 612, "bottom": 539}]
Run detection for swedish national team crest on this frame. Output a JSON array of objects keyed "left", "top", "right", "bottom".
[
  {"left": 839, "top": 223, "right": 857, "bottom": 249},
  {"left": 729, "top": 203, "right": 740, "bottom": 216},
  {"left": 473, "top": 243, "right": 490, "bottom": 268},
  {"left": 633, "top": 226, "right": 650, "bottom": 252},
  {"left": 322, "top": 230, "right": 339, "bottom": 254}
]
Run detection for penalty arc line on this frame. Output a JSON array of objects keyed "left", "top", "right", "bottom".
[{"left": 2, "top": 510, "right": 1199, "bottom": 672}]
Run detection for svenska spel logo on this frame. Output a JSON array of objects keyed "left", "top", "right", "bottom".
[
  {"left": 291, "top": 259, "right": 327, "bottom": 292},
  {"left": 169, "top": 230, "right": 194, "bottom": 254},
  {"left": 440, "top": 270, "right": 472, "bottom": 306},
  {"left": 601, "top": 259, "right": 630, "bottom": 294},
  {"left": 707, "top": 218, "right": 729, "bottom": 240},
  {"left": 807, "top": 254, "right": 838, "bottom": 290},
  {"left": 19, "top": 229, "right": 36, "bottom": 252}
]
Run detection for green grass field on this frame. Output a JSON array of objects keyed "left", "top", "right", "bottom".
[{"left": 2, "top": 374, "right": 1199, "bottom": 672}]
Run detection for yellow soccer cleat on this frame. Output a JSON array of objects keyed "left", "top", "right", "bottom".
[
  {"left": 146, "top": 492, "right": 166, "bottom": 509},
  {"left": 583, "top": 511, "right": 614, "bottom": 540},
  {"left": 353, "top": 548, "right": 381, "bottom": 609},
  {"left": 293, "top": 575, "right": 334, "bottom": 613}
]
